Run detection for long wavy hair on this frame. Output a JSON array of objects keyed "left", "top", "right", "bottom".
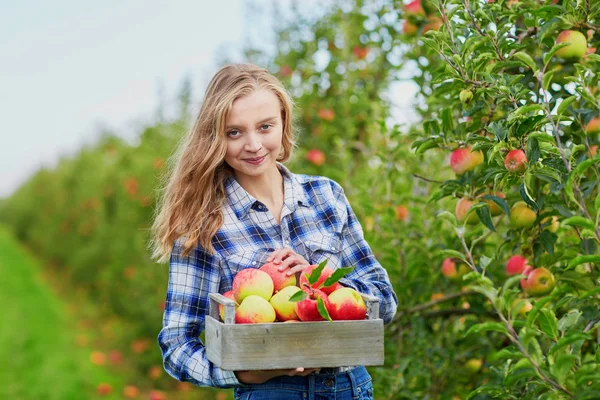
[{"left": 150, "top": 64, "right": 296, "bottom": 262}]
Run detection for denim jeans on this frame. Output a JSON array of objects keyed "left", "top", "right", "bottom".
[{"left": 233, "top": 366, "right": 374, "bottom": 400}]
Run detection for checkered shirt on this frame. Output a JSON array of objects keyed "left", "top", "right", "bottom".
[{"left": 158, "top": 163, "right": 398, "bottom": 388}]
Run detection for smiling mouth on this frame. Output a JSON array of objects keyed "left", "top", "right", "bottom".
[{"left": 244, "top": 155, "right": 267, "bottom": 162}]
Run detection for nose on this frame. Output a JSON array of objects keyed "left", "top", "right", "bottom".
[{"left": 244, "top": 131, "right": 262, "bottom": 153}]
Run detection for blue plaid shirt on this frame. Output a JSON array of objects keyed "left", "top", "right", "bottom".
[{"left": 158, "top": 163, "right": 398, "bottom": 388}]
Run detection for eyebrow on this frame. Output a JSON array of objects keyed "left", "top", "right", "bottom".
[{"left": 225, "top": 116, "right": 278, "bottom": 130}]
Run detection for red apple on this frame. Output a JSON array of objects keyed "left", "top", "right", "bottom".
[
  {"left": 123, "top": 385, "right": 140, "bottom": 398},
  {"left": 235, "top": 295, "right": 276, "bottom": 324},
  {"left": 510, "top": 201, "right": 537, "bottom": 228},
  {"left": 395, "top": 205, "right": 409, "bottom": 221},
  {"left": 317, "top": 108, "right": 335, "bottom": 121},
  {"left": 450, "top": 147, "right": 484, "bottom": 174},
  {"left": 352, "top": 46, "right": 369, "bottom": 60},
  {"left": 403, "top": 21, "right": 418, "bottom": 36},
  {"left": 327, "top": 287, "right": 367, "bottom": 321},
  {"left": 520, "top": 265, "right": 534, "bottom": 291},
  {"left": 232, "top": 268, "right": 274, "bottom": 303},
  {"left": 423, "top": 16, "right": 443, "bottom": 34},
  {"left": 590, "top": 145, "right": 598, "bottom": 157},
  {"left": 405, "top": 0, "right": 425, "bottom": 16},
  {"left": 504, "top": 149, "right": 527, "bottom": 172},
  {"left": 295, "top": 288, "right": 331, "bottom": 322},
  {"left": 585, "top": 117, "right": 599, "bottom": 135},
  {"left": 219, "top": 290, "right": 238, "bottom": 322},
  {"left": 455, "top": 197, "right": 478, "bottom": 224},
  {"left": 441, "top": 258, "right": 469, "bottom": 280},
  {"left": 280, "top": 64, "right": 293, "bottom": 77},
  {"left": 299, "top": 265, "right": 342, "bottom": 295},
  {"left": 259, "top": 262, "right": 296, "bottom": 293},
  {"left": 269, "top": 285, "right": 302, "bottom": 321},
  {"left": 97, "top": 383, "right": 113, "bottom": 396},
  {"left": 506, "top": 255, "right": 529, "bottom": 276},
  {"left": 555, "top": 30, "right": 587, "bottom": 60},
  {"left": 306, "top": 149, "right": 326, "bottom": 166},
  {"left": 521, "top": 267, "right": 556, "bottom": 296}
]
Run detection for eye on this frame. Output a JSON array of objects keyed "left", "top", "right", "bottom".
[
  {"left": 260, "top": 124, "right": 273, "bottom": 131},
  {"left": 227, "top": 129, "right": 241, "bottom": 138}
]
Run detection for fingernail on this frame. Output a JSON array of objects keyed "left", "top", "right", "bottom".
[
  {"left": 266, "top": 258, "right": 272, "bottom": 262},
  {"left": 274, "top": 259, "right": 280, "bottom": 263}
]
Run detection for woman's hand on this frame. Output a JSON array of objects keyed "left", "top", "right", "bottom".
[
  {"left": 235, "top": 367, "right": 319, "bottom": 384},
  {"left": 267, "top": 248, "right": 310, "bottom": 277}
]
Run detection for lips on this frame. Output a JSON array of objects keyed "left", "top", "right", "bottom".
[{"left": 244, "top": 155, "right": 266, "bottom": 164}]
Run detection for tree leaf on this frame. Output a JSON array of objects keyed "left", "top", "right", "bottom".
[
  {"left": 566, "top": 255, "right": 600, "bottom": 270},
  {"left": 557, "top": 311, "right": 581, "bottom": 333},
  {"left": 288, "top": 290, "right": 308, "bottom": 303},
  {"left": 317, "top": 297, "right": 332, "bottom": 321},
  {"left": 557, "top": 95, "right": 576, "bottom": 116},
  {"left": 481, "top": 194, "right": 510, "bottom": 217},
  {"left": 562, "top": 216, "right": 595, "bottom": 231},
  {"left": 519, "top": 183, "right": 539, "bottom": 211},
  {"left": 549, "top": 333, "right": 590, "bottom": 356},
  {"left": 476, "top": 205, "right": 496, "bottom": 232},
  {"left": 513, "top": 51, "right": 537, "bottom": 71},
  {"left": 322, "top": 266, "right": 355, "bottom": 288},
  {"left": 544, "top": 42, "right": 570, "bottom": 65},
  {"left": 538, "top": 308, "right": 559, "bottom": 340},
  {"left": 527, "top": 137, "right": 540, "bottom": 164},
  {"left": 307, "top": 260, "right": 328, "bottom": 285},
  {"left": 465, "top": 322, "right": 508, "bottom": 337}
]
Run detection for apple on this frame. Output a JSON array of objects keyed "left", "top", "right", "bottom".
[
  {"left": 464, "top": 359, "right": 483, "bottom": 374},
  {"left": 307, "top": 149, "right": 326, "bottom": 166},
  {"left": 511, "top": 298, "right": 533, "bottom": 316},
  {"left": 123, "top": 386, "right": 141, "bottom": 398},
  {"left": 405, "top": 0, "right": 425, "bottom": 16},
  {"left": 459, "top": 89, "right": 473, "bottom": 104},
  {"left": 541, "top": 215, "right": 559, "bottom": 233},
  {"left": 555, "top": 30, "right": 587, "bottom": 60},
  {"left": 219, "top": 290, "right": 238, "bottom": 322},
  {"left": 441, "top": 258, "right": 469, "bottom": 280},
  {"left": 510, "top": 201, "right": 537, "bottom": 228},
  {"left": 521, "top": 267, "right": 556, "bottom": 297},
  {"left": 259, "top": 262, "right": 296, "bottom": 293},
  {"left": 235, "top": 295, "right": 276, "bottom": 324},
  {"left": 317, "top": 108, "right": 335, "bottom": 121},
  {"left": 506, "top": 255, "right": 529, "bottom": 276},
  {"left": 504, "top": 149, "right": 527, "bottom": 173},
  {"left": 423, "top": 16, "right": 443, "bottom": 34},
  {"left": 269, "top": 285, "right": 302, "bottom": 321},
  {"left": 327, "top": 287, "right": 367, "bottom": 321},
  {"left": 280, "top": 64, "right": 293, "bottom": 78},
  {"left": 97, "top": 383, "right": 113, "bottom": 396},
  {"left": 455, "top": 197, "right": 478, "bottom": 224},
  {"left": 352, "top": 46, "right": 369, "bottom": 60},
  {"left": 520, "top": 265, "right": 534, "bottom": 291},
  {"left": 295, "top": 288, "right": 331, "bottom": 322},
  {"left": 478, "top": 191, "right": 506, "bottom": 216},
  {"left": 403, "top": 21, "right": 418, "bottom": 36},
  {"left": 450, "top": 147, "right": 484, "bottom": 174},
  {"left": 585, "top": 117, "right": 599, "bottom": 135},
  {"left": 232, "top": 268, "right": 274, "bottom": 303},
  {"left": 395, "top": 205, "right": 409, "bottom": 221},
  {"left": 590, "top": 145, "right": 598, "bottom": 157},
  {"left": 299, "top": 265, "right": 342, "bottom": 295}
]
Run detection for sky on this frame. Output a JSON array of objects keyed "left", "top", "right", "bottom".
[{"left": 0, "top": 0, "right": 418, "bottom": 198}]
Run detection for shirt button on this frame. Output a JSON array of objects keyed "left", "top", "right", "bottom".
[
  {"left": 331, "top": 247, "right": 336, "bottom": 251},
  {"left": 252, "top": 261, "right": 257, "bottom": 266}
]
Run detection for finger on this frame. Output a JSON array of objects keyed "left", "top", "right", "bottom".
[
  {"left": 297, "top": 368, "right": 319, "bottom": 376},
  {"left": 277, "top": 255, "right": 306, "bottom": 272},
  {"left": 287, "top": 264, "right": 311, "bottom": 276},
  {"left": 267, "top": 248, "right": 292, "bottom": 264}
]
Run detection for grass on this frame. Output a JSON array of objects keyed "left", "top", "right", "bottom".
[{"left": 0, "top": 226, "right": 126, "bottom": 400}]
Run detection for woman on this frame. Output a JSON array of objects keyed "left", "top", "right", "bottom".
[{"left": 151, "top": 63, "right": 397, "bottom": 399}]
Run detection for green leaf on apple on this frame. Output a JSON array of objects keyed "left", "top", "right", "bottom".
[
  {"left": 288, "top": 290, "right": 308, "bottom": 303},
  {"left": 475, "top": 204, "right": 495, "bottom": 232},
  {"left": 481, "top": 194, "right": 510, "bottom": 217},
  {"left": 317, "top": 297, "right": 332, "bottom": 322},
  {"left": 519, "top": 183, "right": 538, "bottom": 211},
  {"left": 306, "top": 260, "right": 327, "bottom": 286},
  {"left": 321, "top": 266, "right": 354, "bottom": 288}
]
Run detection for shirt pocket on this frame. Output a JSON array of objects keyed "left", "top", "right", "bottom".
[
  {"left": 225, "top": 248, "right": 271, "bottom": 276},
  {"left": 302, "top": 230, "right": 343, "bottom": 270}
]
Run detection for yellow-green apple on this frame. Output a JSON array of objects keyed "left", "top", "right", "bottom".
[
  {"left": 441, "top": 258, "right": 470, "bottom": 280},
  {"left": 259, "top": 262, "right": 296, "bottom": 293},
  {"left": 510, "top": 201, "right": 537, "bottom": 228},
  {"left": 585, "top": 117, "right": 599, "bottom": 135},
  {"left": 327, "top": 287, "right": 367, "bottom": 321},
  {"left": 299, "top": 265, "right": 342, "bottom": 295},
  {"left": 506, "top": 255, "right": 529, "bottom": 276},
  {"left": 511, "top": 298, "right": 533, "bottom": 316},
  {"left": 478, "top": 191, "right": 505, "bottom": 216},
  {"left": 459, "top": 89, "right": 473, "bottom": 104},
  {"left": 455, "top": 197, "right": 478, "bottom": 224},
  {"left": 504, "top": 149, "right": 527, "bottom": 172},
  {"left": 464, "top": 359, "right": 483, "bottom": 374},
  {"left": 232, "top": 268, "right": 274, "bottom": 303},
  {"left": 521, "top": 267, "right": 556, "bottom": 296},
  {"left": 306, "top": 149, "right": 326, "bottom": 166},
  {"left": 219, "top": 290, "right": 238, "bottom": 322},
  {"left": 405, "top": 0, "right": 425, "bottom": 16},
  {"left": 235, "top": 295, "right": 276, "bottom": 324},
  {"left": 555, "top": 30, "right": 587, "bottom": 60},
  {"left": 295, "top": 288, "right": 331, "bottom": 322},
  {"left": 395, "top": 205, "right": 409, "bottom": 221},
  {"left": 450, "top": 147, "right": 484, "bottom": 174},
  {"left": 269, "top": 285, "right": 302, "bottom": 321},
  {"left": 541, "top": 215, "right": 559, "bottom": 233}
]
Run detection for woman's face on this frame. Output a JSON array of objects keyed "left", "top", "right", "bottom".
[{"left": 224, "top": 89, "right": 283, "bottom": 182}]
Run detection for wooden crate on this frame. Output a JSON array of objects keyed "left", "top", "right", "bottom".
[{"left": 205, "top": 292, "right": 384, "bottom": 371}]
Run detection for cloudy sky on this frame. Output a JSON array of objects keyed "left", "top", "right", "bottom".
[{"left": 0, "top": 0, "right": 418, "bottom": 198}]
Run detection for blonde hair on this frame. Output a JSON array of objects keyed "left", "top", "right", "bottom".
[{"left": 150, "top": 64, "right": 296, "bottom": 262}]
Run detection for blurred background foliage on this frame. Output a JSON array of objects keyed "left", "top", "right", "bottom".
[{"left": 1, "top": 0, "right": 599, "bottom": 399}]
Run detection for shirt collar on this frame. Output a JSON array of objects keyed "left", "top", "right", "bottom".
[{"left": 224, "top": 163, "right": 310, "bottom": 221}]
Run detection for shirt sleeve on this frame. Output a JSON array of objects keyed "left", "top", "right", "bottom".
[
  {"left": 157, "top": 239, "right": 244, "bottom": 388},
  {"left": 330, "top": 181, "right": 399, "bottom": 324}
]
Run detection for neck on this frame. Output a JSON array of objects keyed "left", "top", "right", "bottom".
[{"left": 234, "top": 165, "right": 284, "bottom": 204}]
